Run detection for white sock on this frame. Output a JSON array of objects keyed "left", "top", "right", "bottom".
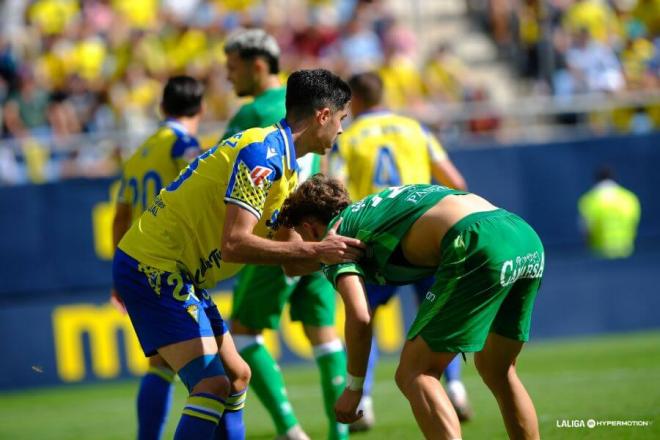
[
  {"left": 312, "top": 339, "right": 343, "bottom": 358},
  {"left": 446, "top": 380, "right": 467, "bottom": 405}
]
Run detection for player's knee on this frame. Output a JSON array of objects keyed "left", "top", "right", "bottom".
[
  {"left": 178, "top": 354, "right": 227, "bottom": 395},
  {"left": 394, "top": 364, "right": 414, "bottom": 395},
  {"left": 148, "top": 354, "right": 171, "bottom": 369},
  {"left": 193, "top": 375, "right": 231, "bottom": 400},
  {"left": 474, "top": 352, "right": 510, "bottom": 389}
]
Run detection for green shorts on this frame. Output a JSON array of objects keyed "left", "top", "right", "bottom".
[
  {"left": 231, "top": 264, "right": 337, "bottom": 330},
  {"left": 407, "top": 209, "right": 544, "bottom": 353}
]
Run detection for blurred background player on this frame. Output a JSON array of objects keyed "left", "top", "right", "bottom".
[
  {"left": 332, "top": 71, "right": 470, "bottom": 431},
  {"left": 113, "top": 69, "right": 357, "bottom": 440},
  {"left": 111, "top": 75, "right": 204, "bottom": 440},
  {"left": 222, "top": 29, "right": 348, "bottom": 440},
  {"left": 578, "top": 166, "right": 641, "bottom": 258}
]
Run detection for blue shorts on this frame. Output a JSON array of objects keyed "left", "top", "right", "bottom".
[
  {"left": 366, "top": 276, "right": 435, "bottom": 310},
  {"left": 113, "top": 249, "right": 228, "bottom": 357}
]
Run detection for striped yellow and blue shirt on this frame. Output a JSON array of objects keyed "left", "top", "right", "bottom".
[
  {"left": 118, "top": 119, "right": 201, "bottom": 222},
  {"left": 119, "top": 119, "right": 299, "bottom": 288}
]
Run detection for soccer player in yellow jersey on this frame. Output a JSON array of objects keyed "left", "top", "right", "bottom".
[
  {"left": 112, "top": 76, "right": 204, "bottom": 440},
  {"left": 222, "top": 29, "right": 347, "bottom": 440},
  {"left": 333, "top": 72, "right": 470, "bottom": 431},
  {"left": 113, "top": 69, "right": 362, "bottom": 440}
]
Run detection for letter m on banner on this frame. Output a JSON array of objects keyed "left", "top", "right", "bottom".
[{"left": 52, "top": 304, "right": 147, "bottom": 382}]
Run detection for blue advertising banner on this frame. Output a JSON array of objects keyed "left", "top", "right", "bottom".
[{"left": 1, "top": 132, "right": 659, "bottom": 390}]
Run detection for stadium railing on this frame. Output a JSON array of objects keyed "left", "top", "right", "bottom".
[{"left": 1, "top": 90, "right": 659, "bottom": 185}]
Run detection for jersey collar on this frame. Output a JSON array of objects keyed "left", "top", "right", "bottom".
[
  {"left": 163, "top": 118, "right": 189, "bottom": 135},
  {"left": 276, "top": 118, "right": 298, "bottom": 171}
]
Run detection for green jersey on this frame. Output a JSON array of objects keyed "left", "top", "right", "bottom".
[
  {"left": 222, "top": 86, "right": 287, "bottom": 139},
  {"left": 324, "top": 184, "right": 467, "bottom": 287},
  {"left": 222, "top": 85, "right": 320, "bottom": 178}
]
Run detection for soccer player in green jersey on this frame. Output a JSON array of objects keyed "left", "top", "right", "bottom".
[
  {"left": 222, "top": 29, "right": 348, "bottom": 440},
  {"left": 334, "top": 71, "right": 471, "bottom": 431},
  {"left": 278, "top": 176, "right": 544, "bottom": 440}
]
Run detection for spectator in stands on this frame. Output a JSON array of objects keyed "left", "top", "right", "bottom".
[
  {"left": 3, "top": 68, "right": 51, "bottom": 139},
  {"left": 423, "top": 44, "right": 469, "bottom": 104},
  {"left": 335, "top": 13, "right": 383, "bottom": 74},
  {"left": 561, "top": 0, "right": 620, "bottom": 45},
  {"left": 378, "top": 18, "right": 425, "bottom": 112},
  {"left": 554, "top": 28, "right": 625, "bottom": 97},
  {"left": 631, "top": 0, "right": 660, "bottom": 38},
  {"left": 578, "top": 166, "right": 641, "bottom": 259}
]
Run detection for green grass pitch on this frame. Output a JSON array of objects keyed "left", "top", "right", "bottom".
[{"left": 0, "top": 331, "right": 658, "bottom": 439}]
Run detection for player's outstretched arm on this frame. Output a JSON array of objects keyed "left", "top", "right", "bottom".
[
  {"left": 274, "top": 227, "right": 322, "bottom": 276},
  {"left": 431, "top": 158, "right": 467, "bottom": 191},
  {"left": 334, "top": 273, "right": 372, "bottom": 424},
  {"left": 221, "top": 204, "right": 365, "bottom": 265}
]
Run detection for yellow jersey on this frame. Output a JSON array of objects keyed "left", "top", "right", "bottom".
[
  {"left": 119, "top": 120, "right": 299, "bottom": 288},
  {"left": 118, "top": 119, "right": 201, "bottom": 222},
  {"left": 334, "top": 111, "right": 448, "bottom": 200}
]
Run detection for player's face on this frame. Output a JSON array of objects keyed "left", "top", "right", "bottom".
[
  {"left": 313, "top": 104, "right": 350, "bottom": 154},
  {"left": 226, "top": 51, "right": 255, "bottom": 97},
  {"left": 294, "top": 219, "right": 325, "bottom": 242}
]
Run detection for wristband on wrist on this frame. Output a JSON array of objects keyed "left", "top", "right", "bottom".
[{"left": 346, "top": 373, "right": 365, "bottom": 391}]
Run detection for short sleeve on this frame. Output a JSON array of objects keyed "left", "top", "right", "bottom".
[
  {"left": 224, "top": 142, "right": 282, "bottom": 219},
  {"left": 323, "top": 262, "right": 365, "bottom": 288},
  {"left": 423, "top": 125, "right": 447, "bottom": 162}
]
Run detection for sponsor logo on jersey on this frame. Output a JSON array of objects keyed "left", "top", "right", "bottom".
[
  {"left": 194, "top": 248, "right": 222, "bottom": 285},
  {"left": 500, "top": 251, "right": 544, "bottom": 287},
  {"left": 266, "top": 146, "right": 278, "bottom": 159},
  {"left": 250, "top": 166, "right": 273, "bottom": 186}
]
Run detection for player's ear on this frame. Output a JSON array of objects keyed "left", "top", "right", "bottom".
[
  {"left": 253, "top": 57, "right": 267, "bottom": 74},
  {"left": 316, "top": 107, "right": 331, "bottom": 125}
]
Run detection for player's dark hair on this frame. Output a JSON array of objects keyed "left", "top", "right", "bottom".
[
  {"left": 348, "top": 72, "right": 383, "bottom": 107},
  {"left": 161, "top": 76, "right": 204, "bottom": 118},
  {"left": 285, "top": 69, "right": 351, "bottom": 120},
  {"left": 224, "top": 29, "right": 280, "bottom": 74},
  {"left": 278, "top": 174, "right": 351, "bottom": 228}
]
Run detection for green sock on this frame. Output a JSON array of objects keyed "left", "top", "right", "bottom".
[
  {"left": 240, "top": 342, "right": 298, "bottom": 435},
  {"left": 314, "top": 340, "right": 349, "bottom": 440}
]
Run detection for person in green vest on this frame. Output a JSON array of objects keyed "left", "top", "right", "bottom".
[
  {"left": 578, "top": 167, "right": 641, "bottom": 258},
  {"left": 221, "top": 29, "right": 348, "bottom": 440}
]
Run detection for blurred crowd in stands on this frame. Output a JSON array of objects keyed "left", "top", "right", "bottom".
[
  {"left": 0, "top": 0, "right": 659, "bottom": 185},
  {"left": 470, "top": 0, "right": 660, "bottom": 130}
]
